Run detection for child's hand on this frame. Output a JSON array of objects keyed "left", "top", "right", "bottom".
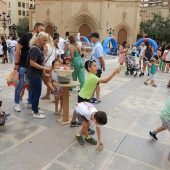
[
  {"left": 115, "top": 68, "right": 120, "bottom": 74},
  {"left": 97, "top": 142, "right": 103, "bottom": 151}
]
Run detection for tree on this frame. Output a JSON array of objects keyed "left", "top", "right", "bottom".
[
  {"left": 140, "top": 13, "right": 170, "bottom": 44},
  {"left": 16, "top": 17, "right": 29, "bottom": 37}
]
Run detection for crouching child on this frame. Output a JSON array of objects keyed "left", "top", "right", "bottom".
[{"left": 71, "top": 102, "right": 107, "bottom": 150}]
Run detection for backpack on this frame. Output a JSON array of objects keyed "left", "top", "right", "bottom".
[
  {"left": 163, "top": 50, "right": 170, "bottom": 61},
  {"left": 7, "top": 70, "right": 19, "bottom": 87}
]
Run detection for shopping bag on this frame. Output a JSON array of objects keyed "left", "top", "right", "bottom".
[{"left": 7, "top": 70, "right": 19, "bottom": 87}]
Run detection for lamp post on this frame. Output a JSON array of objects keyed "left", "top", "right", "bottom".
[
  {"left": 107, "top": 28, "right": 114, "bottom": 48},
  {"left": 52, "top": 25, "right": 57, "bottom": 36},
  {"left": 11, "top": 24, "right": 17, "bottom": 38},
  {"left": 0, "top": 11, "right": 10, "bottom": 37}
]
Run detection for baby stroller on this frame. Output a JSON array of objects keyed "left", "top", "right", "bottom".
[{"left": 125, "top": 55, "right": 139, "bottom": 77}]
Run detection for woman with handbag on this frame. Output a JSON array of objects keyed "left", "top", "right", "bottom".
[
  {"left": 41, "top": 35, "right": 62, "bottom": 100},
  {"left": 68, "top": 35, "right": 85, "bottom": 90},
  {"left": 27, "top": 32, "right": 51, "bottom": 119}
]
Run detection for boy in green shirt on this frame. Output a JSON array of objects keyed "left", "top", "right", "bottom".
[
  {"left": 78, "top": 60, "right": 119, "bottom": 103},
  {"left": 149, "top": 96, "right": 170, "bottom": 140}
]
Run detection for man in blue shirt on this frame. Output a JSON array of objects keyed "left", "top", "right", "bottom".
[{"left": 89, "top": 32, "right": 105, "bottom": 103}]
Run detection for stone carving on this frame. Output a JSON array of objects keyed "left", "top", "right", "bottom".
[
  {"left": 81, "top": 0, "right": 88, "bottom": 12},
  {"left": 122, "top": 12, "right": 126, "bottom": 19},
  {"left": 46, "top": 8, "right": 50, "bottom": 16}
]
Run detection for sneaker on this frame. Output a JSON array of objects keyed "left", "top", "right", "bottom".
[
  {"left": 14, "top": 104, "right": 21, "bottom": 112},
  {"left": 76, "top": 135, "right": 85, "bottom": 145},
  {"left": 70, "top": 121, "right": 81, "bottom": 127},
  {"left": 97, "top": 99, "right": 101, "bottom": 103},
  {"left": 32, "top": 110, "right": 44, "bottom": 114},
  {"left": 1, "top": 111, "right": 11, "bottom": 118},
  {"left": 89, "top": 98, "right": 97, "bottom": 103},
  {"left": 152, "top": 84, "right": 157, "bottom": 87},
  {"left": 167, "top": 85, "right": 170, "bottom": 88},
  {"left": 85, "top": 136, "right": 97, "bottom": 145},
  {"left": 139, "top": 72, "right": 144, "bottom": 77},
  {"left": 88, "top": 128, "right": 95, "bottom": 135},
  {"left": 144, "top": 82, "right": 148, "bottom": 85},
  {"left": 27, "top": 104, "right": 32, "bottom": 109},
  {"left": 148, "top": 131, "right": 158, "bottom": 141},
  {"left": 33, "top": 114, "right": 46, "bottom": 119}
]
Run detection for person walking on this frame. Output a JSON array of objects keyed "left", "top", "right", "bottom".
[
  {"left": 89, "top": 32, "right": 105, "bottom": 103},
  {"left": 69, "top": 35, "right": 85, "bottom": 91},
  {"left": 13, "top": 23, "right": 44, "bottom": 112},
  {"left": 27, "top": 32, "right": 51, "bottom": 119},
  {"left": 1, "top": 37, "right": 8, "bottom": 63},
  {"left": 9, "top": 36, "right": 17, "bottom": 63},
  {"left": 118, "top": 41, "right": 128, "bottom": 66},
  {"left": 138, "top": 42, "right": 146, "bottom": 69}
]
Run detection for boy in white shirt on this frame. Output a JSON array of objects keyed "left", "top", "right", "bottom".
[{"left": 71, "top": 102, "right": 107, "bottom": 150}]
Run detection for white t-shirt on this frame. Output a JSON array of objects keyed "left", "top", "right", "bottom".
[
  {"left": 58, "top": 37, "right": 65, "bottom": 54},
  {"left": 0, "top": 45, "right": 3, "bottom": 55},
  {"left": 51, "top": 70, "right": 58, "bottom": 81},
  {"left": 139, "top": 46, "right": 146, "bottom": 56},
  {"left": 6, "top": 39, "right": 11, "bottom": 47},
  {"left": 164, "top": 50, "right": 170, "bottom": 61},
  {"left": 9, "top": 40, "right": 17, "bottom": 47},
  {"left": 45, "top": 44, "right": 56, "bottom": 67},
  {"left": 75, "top": 102, "right": 97, "bottom": 121}
]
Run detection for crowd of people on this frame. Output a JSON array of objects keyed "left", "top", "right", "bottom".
[{"left": 0, "top": 22, "right": 170, "bottom": 151}]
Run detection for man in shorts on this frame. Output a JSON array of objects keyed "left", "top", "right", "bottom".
[
  {"left": 149, "top": 96, "right": 170, "bottom": 140},
  {"left": 89, "top": 32, "right": 105, "bottom": 103},
  {"left": 138, "top": 42, "right": 146, "bottom": 69}
]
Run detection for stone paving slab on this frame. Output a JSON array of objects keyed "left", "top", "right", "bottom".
[{"left": 117, "top": 134, "right": 167, "bottom": 168}]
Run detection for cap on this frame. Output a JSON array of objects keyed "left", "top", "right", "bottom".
[{"left": 90, "top": 32, "right": 100, "bottom": 38}]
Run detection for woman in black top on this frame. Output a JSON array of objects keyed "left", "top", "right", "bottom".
[
  {"left": 27, "top": 32, "right": 51, "bottom": 119},
  {"left": 1, "top": 37, "right": 8, "bottom": 63}
]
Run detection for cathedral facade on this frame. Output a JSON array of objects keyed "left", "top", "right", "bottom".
[{"left": 30, "top": 0, "right": 141, "bottom": 44}]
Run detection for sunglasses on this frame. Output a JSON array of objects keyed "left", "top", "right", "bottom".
[{"left": 88, "top": 60, "right": 96, "bottom": 67}]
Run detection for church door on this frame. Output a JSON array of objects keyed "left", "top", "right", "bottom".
[
  {"left": 117, "top": 28, "right": 127, "bottom": 44},
  {"left": 45, "top": 25, "right": 53, "bottom": 36},
  {"left": 78, "top": 24, "right": 91, "bottom": 37}
]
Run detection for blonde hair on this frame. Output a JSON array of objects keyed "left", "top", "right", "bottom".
[
  {"left": 47, "top": 35, "right": 55, "bottom": 48},
  {"left": 29, "top": 32, "right": 49, "bottom": 47}
]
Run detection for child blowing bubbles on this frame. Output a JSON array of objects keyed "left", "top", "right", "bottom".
[
  {"left": 50, "top": 59, "right": 63, "bottom": 115},
  {"left": 144, "top": 58, "right": 157, "bottom": 87}
]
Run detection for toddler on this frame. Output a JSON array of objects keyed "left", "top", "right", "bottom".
[
  {"left": 144, "top": 58, "right": 157, "bottom": 87},
  {"left": 51, "top": 59, "right": 63, "bottom": 115}
]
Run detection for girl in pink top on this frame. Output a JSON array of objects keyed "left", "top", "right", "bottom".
[
  {"left": 156, "top": 47, "right": 161, "bottom": 70},
  {"left": 118, "top": 41, "right": 128, "bottom": 65}
]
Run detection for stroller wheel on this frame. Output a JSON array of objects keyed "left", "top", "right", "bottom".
[
  {"left": 130, "top": 72, "right": 134, "bottom": 75},
  {"left": 125, "top": 71, "right": 129, "bottom": 75},
  {"left": 134, "top": 73, "right": 137, "bottom": 77}
]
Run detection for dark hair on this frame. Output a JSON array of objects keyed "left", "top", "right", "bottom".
[
  {"left": 65, "top": 31, "right": 69, "bottom": 36},
  {"left": 145, "top": 43, "right": 152, "bottom": 52},
  {"left": 52, "top": 59, "right": 60, "bottom": 67},
  {"left": 166, "top": 45, "right": 170, "bottom": 50},
  {"left": 1, "top": 36, "right": 6, "bottom": 43},
  {"left": 12, "top": 36, "right": 16, "bottom": 40},
  {"left": 53, "top": 36, "right": 59, "bottom": 40},
  {"left": 54, "top": 32, "right": 60, "bottom": 37},
  {"left": 84, "top": 60, "right": 96, "bottom": 72},
  {"left": 34, "top": 23, "right": 44, "bottom": 30},
  {"left": 122, "top": 41, "right": 127, "bottom": 47},
  {"left": 94, "top": 111, "right": 107, "bottom": 125}
]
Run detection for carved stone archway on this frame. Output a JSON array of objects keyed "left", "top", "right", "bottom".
[
  {"left": 78, "top": 24, "right": 91, "bottom": 37},
  {"left": 43, "top": 20, "right": 55, "bottom": 36},
  {"left": 69, "top": 14, "right": 98, "bottom": 36}
]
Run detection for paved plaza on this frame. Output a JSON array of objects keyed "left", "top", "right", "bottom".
[{"left": 0, "top": 56, "right": 170, "bottom": 170}]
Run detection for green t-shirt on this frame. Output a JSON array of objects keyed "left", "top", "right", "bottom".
[
  {"left": 79, "top": 72, "right": 100, "bottom": 99},
  {"left": 150, "top": 64, "right": 156, "bottom": 74},
  {"left": 160, "top": 97, "right": 170, "bottom": 120}
]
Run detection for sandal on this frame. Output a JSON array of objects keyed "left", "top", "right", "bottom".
[
  {"left": 41, "top": 96, "right": 50, "bottom": 100},
  {"left": 59, "top": 109, "right": 63, "bottom": 116}
]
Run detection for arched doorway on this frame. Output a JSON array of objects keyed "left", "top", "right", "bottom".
[
  {"left": 45, "top": 25, "right": 53, "bottom": 36},
  {"left": 117, "top": 28, "right": 127, "bottom": 44},
  {"left": 78, "top": 24, "right": 91, "bottom": 37}
]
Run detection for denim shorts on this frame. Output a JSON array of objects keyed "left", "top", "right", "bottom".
[{"left": 75, "top": 109, "right": 88, "bottom": 124}]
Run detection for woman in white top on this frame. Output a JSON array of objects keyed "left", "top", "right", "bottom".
[
  {"left": 9, "top": 37, "right": 17, "bottom": 63},
  {"left": 0, "top": 41, "right": 4, "bottom": 64},
  {"left": 41, "top": 35, "right": 62, "bottom": 100}
]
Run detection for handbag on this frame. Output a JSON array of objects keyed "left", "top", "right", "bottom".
[{"left": 7, "top": 70, "right": 19, "bottom": 87}]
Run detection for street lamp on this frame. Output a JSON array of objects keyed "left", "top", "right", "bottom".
[
  {"left": 107, "top": 28, "right": 114, "bottom": 37},
  {"left": 52, "top": 25, "right": 57, "bottom": 36},
  {"left": 11, "top": 24, "right": 17, "bottom": 37},
  {"left": 0, "top": 11, "right": 10, "bottom": 37},
  {"left": 107, "top": 28, "right": 114, "bottom": 48}
]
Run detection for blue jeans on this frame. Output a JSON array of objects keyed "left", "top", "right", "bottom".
[
  {"left": 28, "top": 78, "right": 42, "bottom": 113},
  {"left": 14, "top": 67, "right": 32, "bottom": 104}
]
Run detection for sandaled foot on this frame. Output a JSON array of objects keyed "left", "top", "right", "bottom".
[
  {"left": 144, "top": 82, "right": 148, "bottom": 85},
  {"left": 59, "top": 109, "right": 63, "bottom": 116},
  {"left": 41, "top": 96, "right": 50, "bottom": 100},
  {"left": 85, "top": 136, "right": 97, "bottom": 145},
  {"left": 152, "top": 84, "right": 157, "bottom": 87},
  {"left": 76, "top": 135, "right": 84, "bottom": 145}
]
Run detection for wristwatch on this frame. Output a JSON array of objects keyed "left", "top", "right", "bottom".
[{"left": 15, "top": 63, "right": 19, "bottom": 65}]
